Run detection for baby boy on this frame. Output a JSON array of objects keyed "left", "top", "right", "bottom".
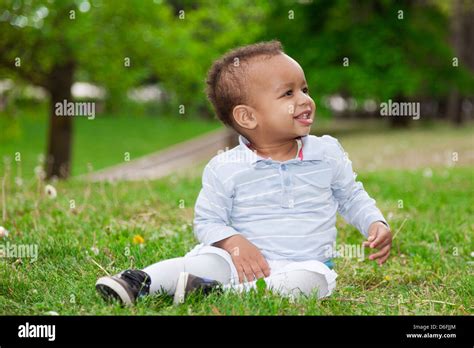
[{"left": 96, "top": 41, "right": 392, "bottom": 306}]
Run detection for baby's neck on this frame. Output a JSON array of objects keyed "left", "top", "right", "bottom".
[{"left": 248, "top": 138, "right": 298, "bottom": 162}]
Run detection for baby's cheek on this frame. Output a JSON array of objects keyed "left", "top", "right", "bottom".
[{"left": 286, "top": 103, "right": 295, "bottom": 116}]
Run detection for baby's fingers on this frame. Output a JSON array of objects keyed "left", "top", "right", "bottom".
[
  {"left": 369, "top": 244, "right": 391, "bottom": 261},
  {"left": 236, "top": 265, "right": 245, "bottom": 284},
  {"left": 363, "top": 237, "right": 388, "bottom": 249},
  {"left": 257, "top": 257, "right": 271, "bottom": 277},
  {"left": 370, "top": 231, "right": 388, "bottom": 248},
  {"left": 242, "top": 263, "right": 255, "bottom": 283},
  {"left": 377, "top": 250, "right": 391, "bottom": 265},
  {"left": 250, "top": 262, "right": 265, "bottom": 279}
]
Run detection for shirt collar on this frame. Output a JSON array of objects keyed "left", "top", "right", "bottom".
[{"left": 238, "top": 134, "right": 324, "bottom": 166}]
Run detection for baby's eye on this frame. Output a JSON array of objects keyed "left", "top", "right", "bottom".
[
  {"left": 284, "top": 90, "right": 293, "bottom": 97},
  {"left": 302, "top": 87, "right": 309, "bottom": 94}
]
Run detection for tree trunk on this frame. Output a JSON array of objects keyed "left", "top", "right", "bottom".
[
  {"left": 45, "top": 62, "right": 75, "bottom": 179},
  {"left": 447, "top": 89, "right": 463, "bottom": 125},
  {"left": 389, "top": 95, "right": 411, "bottom": 128}
]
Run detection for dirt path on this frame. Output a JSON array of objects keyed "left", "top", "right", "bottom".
[{"left": 81, "top": 128, "right": 237, "bottom": 181}]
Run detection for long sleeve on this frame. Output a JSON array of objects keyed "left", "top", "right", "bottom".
[
  {"left": 325, "top": 136, "right": 389, "bottom": 237},
  {"left": 193, "top": 163, "right": 240, "bottom": 245}
]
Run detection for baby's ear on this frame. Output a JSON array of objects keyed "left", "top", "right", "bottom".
[{"left": 232, "top": 105, "right": 257, "bottom": 130}]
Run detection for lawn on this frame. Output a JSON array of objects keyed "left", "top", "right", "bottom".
[
  {"left": 0, "top": 105, "right": 222, "bottom": 177},
  {"left": 0, "top": 124, "right": 473, "bottom": 315}
]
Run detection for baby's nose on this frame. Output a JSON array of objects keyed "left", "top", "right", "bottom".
[{"left": 298, "top": 94, "right": 313, "bottom": 106}]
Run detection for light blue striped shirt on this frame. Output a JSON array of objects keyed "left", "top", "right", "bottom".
[{"left": 193, "top": 134, "right": 388, "bottom": 262}]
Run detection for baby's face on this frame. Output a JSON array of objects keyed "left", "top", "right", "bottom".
[{"left": 245, "top": 53, "right": 316, "bottom": 140}]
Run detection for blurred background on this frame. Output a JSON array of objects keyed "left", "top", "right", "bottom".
[{"left": 0, "top": 0, "right": 473, "bottom": 180}]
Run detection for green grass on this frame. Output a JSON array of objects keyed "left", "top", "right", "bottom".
[
  {"left": 0, "top": 119, "right": 472, "bottom": 315},
  {"left": 0, "top": 163, "right": 472, "bottom": 315},
  {"left": 0, "top": 105, "right": 222, "bottom": 177}
]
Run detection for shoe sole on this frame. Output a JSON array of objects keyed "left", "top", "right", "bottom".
[
  {"left": 173, "top": 272, "right": 189, "bottom": 305},
  {"left": 96, "top": 276, "right": 133, "bottom": 306}
]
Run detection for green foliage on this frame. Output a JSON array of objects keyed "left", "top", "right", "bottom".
[
  {"left": 1, "top": 0, "right": 471, "bottom": 117},
  {"left": 0, "top": 0, "right": 268, "bottom": 113},
  {"left": 262, "top": 0, "right": 474, "bottom": 106}
]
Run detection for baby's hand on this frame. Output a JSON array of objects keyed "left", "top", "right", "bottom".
[
  {"left": 363, "top": 221, "right": 392, "bottom": 266},
  {"left": 213, "top": 234, "right": 271, "bottom": 283}
]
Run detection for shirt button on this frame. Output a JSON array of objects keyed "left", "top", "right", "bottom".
[
  {"left": 281, "top": 164, "right": 287, "bottom": 171},
  {"left": 284, "top": 178, "right": 291, "bottom": 186}
]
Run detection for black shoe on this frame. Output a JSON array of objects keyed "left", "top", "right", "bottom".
[
  {"left": 96, "top": 269, "right": 151, "bottom": 306},
  {"left": 173, "top": 272, "right": 221, "bottom": 305}
]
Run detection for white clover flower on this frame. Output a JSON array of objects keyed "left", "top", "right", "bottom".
[
  {"left": 45, "top": 184, "right": 57, "bottom": 199},
  {"left": 0, "top": 226, "right": 9, "bottom": 238},
  {"left": 45, "top": 311, "right": 59, "bottom": 316}
]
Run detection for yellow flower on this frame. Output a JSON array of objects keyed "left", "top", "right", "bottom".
[
  {"left": 133, "top": 234, "right": 145, "bottom": 245},
  {"left": 384, "top": 275, "right": 392, "bottom": 281}
]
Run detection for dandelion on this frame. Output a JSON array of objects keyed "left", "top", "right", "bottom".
[
  {"left": 0, "top": 226, "right": 9, "bottom": 238},
  {"left": 45, "top": 184, "right": 57, "bottom": 199},
  {"left": 384, "top": 275, "right": 392, "bottom": 281},
  {"left": 133, "top": 234, "right": 145, "bottom": 245}
]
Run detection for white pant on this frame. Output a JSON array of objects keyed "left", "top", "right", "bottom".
[{"left": 143, "top": 244, "right": 337, "bottom": 299}]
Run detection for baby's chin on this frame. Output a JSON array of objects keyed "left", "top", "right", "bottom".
[
  {"left": 277, "top": 128, "right": 312, "bottom": 141},
  {"left": 294, "top": 124, "right": 313, "bottom": 137}
]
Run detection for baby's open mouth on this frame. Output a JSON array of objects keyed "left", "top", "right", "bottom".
[
  {"left": 293, "top": 110, "right": 313, "bottom": 125},
  {"left": 293, "top": 111, "right": 311, "bottom": 119}
]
